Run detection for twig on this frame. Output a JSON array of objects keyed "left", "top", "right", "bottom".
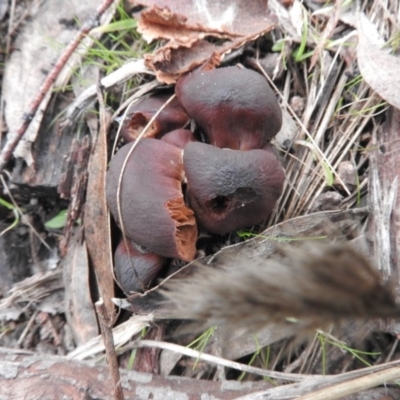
[
  {"left": 0, "top": 0, "right": 116, "bottom": 171},
  {"left": 16, "top": 310, "right": 38, "bottom": 347},
  {"left": 233, "top": 364, "right": 400, "bottom": 400},
  {"left": 95, "top": 299, "right": 124, "bottom": 400},
  {"left": 5, "top": 0, "right": 17, "bottom": 56},
  {"left": 297, "top": 366, "right": 400, "bottom": 400},
  {"left": 130, "top": 339, "right": 316, "bottom": 382}
]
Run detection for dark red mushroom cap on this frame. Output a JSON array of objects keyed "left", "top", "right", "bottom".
[
  {"left": 121, "top": 94, "right": 190, "bottom": 142},
  {"left": 161, "top": 129, "right": 196, "bottom": 149},
  {"left": 106, "top": 138, "right": 197, "bottom": 261},
  {"left": 183, "top": 142, "right": 285, "bottom": 234},
  {"left": 114, "top": 239, "right": 167, "bottom": 294},
  {"left": 175, "top": 67, "right": 282, "bottom": 150}
]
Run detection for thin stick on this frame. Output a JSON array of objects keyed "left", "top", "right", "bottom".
[
  {"left": 5, "top": 0, "right": 17, "bottom": 56},
  {"left": 16, "top": 310, "right": 38, "bottom": 347},
  {"left": 0, "top": 0, "right": 116, "bottom": 171},
  {"left": 95, "top": 299, "right": 124, "bottom": 400},
  {"left": 130, "top": 339, "right": 316, "bottom": 382},
  {"left": 298, "top": 366, "right": 400, "bottom": 400}
]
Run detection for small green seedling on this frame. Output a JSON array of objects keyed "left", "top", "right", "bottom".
[
  {"left": 0, "top": 197, "right": 20, "bottom": 236},
  {"left": 188, "top": 326, "right": 217, "bottom": 369},
  {"left": 45, "top": 209, "right": 68, "bottom": 229}
]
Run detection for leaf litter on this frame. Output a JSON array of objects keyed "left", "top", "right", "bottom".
[
  {"left": 1, "top": 0, "right": 400, "bottom": 399},
  {"left": 130, "top": 0, "right": 278, "bottom": 83}
]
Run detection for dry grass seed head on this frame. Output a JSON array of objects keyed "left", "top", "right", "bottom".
[{"left": 164, "top": 243, "right": 399, "bottom": 333}]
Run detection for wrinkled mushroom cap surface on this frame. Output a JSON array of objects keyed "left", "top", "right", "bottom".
[
  {"left": 106, "top": 138, "right": 197, "bottom": 261},
  {"left": 114, "top": 239, "right": 167, "bottom": 294},
  {"left": 183, "top": 142, "right": 285, "bottom": 234},
  {"left": 176, "top": 67, "right": 282, "bottom": 150}
]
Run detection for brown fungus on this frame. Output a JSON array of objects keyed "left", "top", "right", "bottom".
[
  {"left": 183, "top": 142, "right": 285, "bottom": 234},
  {"left": 114, "top": 239, "right": 167, "bottom": 294},
  {"left": 120, "top": 94, "right": 190, "bottom": 142},
  {"left": 161, "top": 128, "right": 196, "bottom": 149},
  {"left": 106, "top": 138, "right": 197, "bottom": 261},
  {"left": 176, "top": 67, "right": 282, "bottom": 150}
]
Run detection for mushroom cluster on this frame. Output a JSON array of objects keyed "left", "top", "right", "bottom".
[{"left": 106, "top": 66, "right": 285, "bottom": 294}]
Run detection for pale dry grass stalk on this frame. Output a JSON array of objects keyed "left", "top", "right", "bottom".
[
  {"left": 261, "top": 3, "right": 389, "bottom": 224},
  {"left": 130, "top": 339, "right": 313, "bottom": 382}
]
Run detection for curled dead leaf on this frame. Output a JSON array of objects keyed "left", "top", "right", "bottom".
[
  {"left": 357, "top": 15, "right": 400, "bottom": 110},
  {"left": 129, "top": 0, "right": 278, "bottom": 83}
]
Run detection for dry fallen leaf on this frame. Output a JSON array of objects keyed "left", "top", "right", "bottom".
[
  {"left": 357, "top": 15, "right": 400, "bottom": 110},
  {"left": 1, "top": 1, "right": 107, "bottom": 165},
  {"left": 84, "top": 104, "right": 114, "bottom": 318},
  {"left": 129, "top": 0, "right": 278, "bottom": 83},
  {"left": 63, "top": 228, "right": 98, "bottom": 346},
  {"left": 136, "top": 0, "right": 275, "bottom": 38}
]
